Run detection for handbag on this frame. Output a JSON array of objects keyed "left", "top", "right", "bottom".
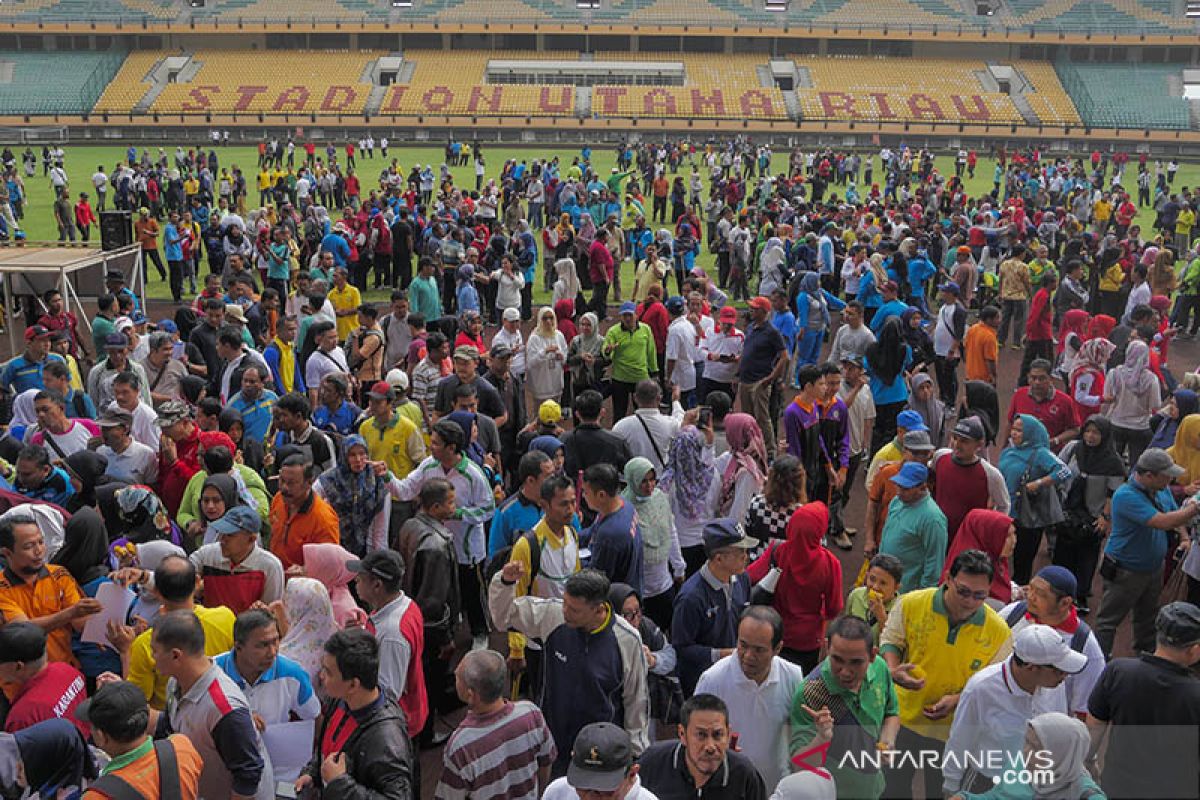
[{"left": 1014, "top": 462, "right": 1066, "bottom": 529}]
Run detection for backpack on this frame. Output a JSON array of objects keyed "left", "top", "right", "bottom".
[
  {"left": 1004, "top": 602, "right": 1092, "bottom": 653},
  {"left": 90, "top": 738, "right": 183, "bottom": 800},
  {"left": 482, "top": 528, "right": 541, "bottom": 631}
]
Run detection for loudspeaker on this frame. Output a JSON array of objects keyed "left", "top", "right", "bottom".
[{"left": 99, "top": 211, "right": 132, "bottom": 252}]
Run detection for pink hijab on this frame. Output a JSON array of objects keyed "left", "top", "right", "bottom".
[
  {"left": 302, "top": 543, "right": 363, "bottom": 627},
  {"left": 719, "top": 413, "right": 768, "bottom": 513}
]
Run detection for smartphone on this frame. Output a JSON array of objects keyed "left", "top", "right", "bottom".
[
  {"left": 698, "top": 405, "right": 712, "bottom": 428},
  {"left": 171, "top": 341, "right": 185, "bottom": 359}
]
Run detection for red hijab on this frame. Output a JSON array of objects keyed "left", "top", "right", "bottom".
[
  {"left": 780, "top": 502, "right": 836, "bottom": 583},
  {"left": 1086, "top": 314, "right": 1116, "bottom": 341},
  {"left": 554, "top": 298, "right": 577, "bottom": 343},
  {"left": 941, "top": 508, "right": 1013, "bottom": 603},
  {"left": 1057, "top": 309, "right": 1090, "bottom": 355}
]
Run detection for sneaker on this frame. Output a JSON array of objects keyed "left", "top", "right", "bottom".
[
  {"left": 842, "top": 527, "right": 858, "bottom": 537},
  {"left": 1010, "top": 343, "right": 1022, "bottom": 350},
  {"left": 832, "top": 532, "right": 853, "bottom": 551}
]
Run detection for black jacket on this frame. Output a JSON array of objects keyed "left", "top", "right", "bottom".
[
  {"left": 562, "top": 423, "right": 632, "bottom": 479},
  {"left": 304, "top": 695, "right": 414, "bottom": 800}
]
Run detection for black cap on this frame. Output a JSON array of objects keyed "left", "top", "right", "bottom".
[
  {"left": 0, "top": 622, "right": 45, "bottom": 663},
  {"left": 75, "top": 680, "right": 148, "bottom": 732},
  {"left": 346, "top": 550, "right": 405, "bottom": 583},
  {"left": 1156, "top": 601, "right": 1200, "bottom": 647},
  {"left": 567, "top": 722, "right": 633, "bottom": 792},
  {"left": 952, "top": 416, "right": 986, "bottom": 441}
]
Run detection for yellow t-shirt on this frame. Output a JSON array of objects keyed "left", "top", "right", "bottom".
[
  {"left": 328, "top": 284, "right": 362, "bottom": 342},
  {"left": 880, "top": 587, "right": 1011, "bottom": 740},
  {"left": 128, "top": 605, "right": 235, "bottom": 709},
  {"left": 358, "top": 412, "right": 425, "bottom": 480}
]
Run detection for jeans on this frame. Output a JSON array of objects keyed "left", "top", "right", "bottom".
[
  {"left": 1095, "top": 561, "right": 1163, "bottom": 657},
  {"left": 997, "top": 298, "right": 1026, "bottom": 346},
  {"left": 1172, "top": 293, "right": 1200, "bottom": 334}
]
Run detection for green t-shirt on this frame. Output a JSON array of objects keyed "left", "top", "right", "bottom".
[
  {"left": 603, "top": 321, "right": 657, "bottom": 384},
  {"left": 790, "top": 656, "right": 899, "bottom": 800},
  {"left": 92, "top": 315, "right": 116, "bottom": 356}
]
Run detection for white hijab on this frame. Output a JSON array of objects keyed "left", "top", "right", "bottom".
[{"left": 771, "top": 770, "right": 837, "bottom": 800}]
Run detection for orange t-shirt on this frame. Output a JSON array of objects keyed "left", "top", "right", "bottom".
[
  {"left": 963, "top": 322, "right": 999, "bottom": 382},
  {"left": 868, "top": 461, "right": 904, "bottom": 545},
  {"left": 82, "top": 734, "right": 203, "bottom": 800},
  {"left": 268, "top": 490, "right": 340, "bottom": 570},
  {"left": 0, "top": 565, "right": 82, "bottom": 666}
]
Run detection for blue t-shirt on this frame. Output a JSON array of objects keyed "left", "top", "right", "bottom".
[
  {"left": 771, "top": 310, "right": 798, "bottom": 346},
  {"left": 1107, "top": 481, "right": 1175, "bottom": 573},
  {"left": 229, "top": 390, "right": 279, "bottom": 445},
  {"left": 312, "top": 399, "right": 362, "bottom": 437},
  {"left": 319, "top": 233, "right": 351, "bottom": 267},
  {"left": 868, "top": 345, "right": 913, "bottom": 405},
  {"left": 0, "top": 353, "right": 64, "bottom": 395},
  {"left": 163, "top": 223, "right": 184, "bottom": 261}
]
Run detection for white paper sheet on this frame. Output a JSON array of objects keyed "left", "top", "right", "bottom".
[
  {"left": 80, "top": 581, "right": 136, "bottom": 647},
  {"left": 263, "top": 719, "right": 316, "bottom": 784}
]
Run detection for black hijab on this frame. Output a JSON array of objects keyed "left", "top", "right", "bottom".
[
  {"left": 63, "top": 450, "right": 108, "bottom": 513},
  {"left": 200, "top": 473, "right": 240, "bottom": 523},
  {"left": 51, "top": 507, "right": 109, "bottom": 586},
  {"left": 960, "top": 380, "right": 1000, "bottom": 445},
  {"left": 1074, "top": 417, "right": 1127, "bottom": 476},
  {"left": 866, "top": 317, "right": 907, "bottom": 385}
]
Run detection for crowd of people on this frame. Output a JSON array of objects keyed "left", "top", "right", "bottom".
[{"left": 0, "top": 136, "right": 1194, "bottom": 800}]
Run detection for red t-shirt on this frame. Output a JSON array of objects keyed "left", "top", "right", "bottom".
[
  {"left": 5, "top": 662, "right": 89, "bottom": 737},
  {"left": 1007, "top": 388, "right": 1080, "bottom": 444},
  {"left": 932, "top": 454, "right": 993, "bottom": 544}
]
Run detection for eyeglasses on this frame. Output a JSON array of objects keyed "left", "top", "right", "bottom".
[
  {"left": 620, "top": 607, "right": 641, "bottom": 621},
  {"left": 950, "top": 580, "right": 990, "bottom": 602}
]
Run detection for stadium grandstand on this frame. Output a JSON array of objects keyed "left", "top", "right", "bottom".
[{"left": 0, "top": 0, "right": 1196, "bottom": 149}]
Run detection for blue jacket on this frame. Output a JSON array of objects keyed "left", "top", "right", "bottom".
[
  {"left": 584, "top": 500, "right": 645, "bottom": 598},
  {"left": 488, "top": 491, "right": 544, "bottom": 558},
  {"left": 262, "top": 341, "right": 306, "bottom": 396},
  {"left": 319, "top": 233, "right": 351, "bottom": 267},
  {"left": 670, "top": 568, "right": 750, "bottom": 695},
  {"left": 870, "top": 300, "right": 910, "bottom": 334}
]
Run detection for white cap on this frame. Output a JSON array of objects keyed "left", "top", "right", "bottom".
[
  {"left": 1013, "top": 624, "right": 1088, "bottom": 674},
  {"left": 385, "top": 368, "right": 409, "bottom": 392},
  {"left": 502, "top": 307, "right": 521, "bottom": 322}
]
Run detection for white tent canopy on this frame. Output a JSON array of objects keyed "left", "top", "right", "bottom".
[{"left": 0, "top": 243, "right": 143, "bottom": 356}]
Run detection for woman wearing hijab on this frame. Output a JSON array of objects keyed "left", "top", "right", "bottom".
[
  {"left": 174, "top": 433, "right": 269, "bottom": 535},
  {"left": 717, "top": 412, "right": 768, "bottom": 521},
  {"left": 314, "top": 434, "right": 392, "bottom": 558},
  {"left": 660, "top": 425, "right": 716, "bottom": 576},
  {"left": 941, "top": 509, "right": 1017, "bottom": 606},
  {"left": 956, "top": 712, "right": 1103, "bottom": 799},
  {"left": 858, "top": 252, "right": 887, "bottom": 324},
  {"left": 673, "top": 222, "right": 699, "bottom": 293},
  {"left": 746, "top": 502, "right": 843, "bottom": 672},
  {"left": 553, "top": 298, "right": 577, "bottom": 343},
  {"left": 454, "top": 308, "right": 487, "bottom": 355},
  {"left": 959, "top": 380, "right": 1001, "bottom": 448},
  {"left": 623, "top": 458, "right": 685, "bottom": 631},
  {"left": 529, "top": 435, "right": 565, "bottom": 474},
  {"left": 552, "top": 256, "right": 584, "bottom": 312},
  {"left": 63, "top": 450, "right": 109, "bottom": 514},
  {"left": 1167, "top": 413, "right": 1200, "bottom": 487},
  {"left": 866, "top": 316, "right": 913, "bottom": 455},
  {"left": 1056, "top": 417, "right": 1128, "bottom": 613},
  {"left": 999, "top": 414, "right": 1073, "bottom": 585},
  {"left": 608, "top": 583, "right": 679, "bottom": 736},
  {"left": 1150, "top": 388, "right": 1199, "bottom": 450},
  {"left": 1086, "top": 313, "right": 1117, "bottom": 342},
  {"left": 1070, "top": 337, "right": 1116, "bottom": 425},
  {"left": 52, "top": 505, "right": 123, "bottom": 684},
  {"left": 1057, "top": 309, "right": 1091, "bottom": 355},
  {"left": 110, "top": 485, "right": 184, "bottom": 551},
  {"left": 219, "top": 406, "right": 263, "bottom": 475},
  {"left": 187, "top": 473, "right": 239, "bottom": 547},
  {"left": 906, "top": 372, "right": 947, "bottom": 447},
  {"left": 0, "top": 718, "right": 95, "bottom": 799},
  {"left": 300, "top": 542, "right": 366, "bottom": 628},
  {"left": 900, "top": 307, "right": 935, "bottom": 373},
  {"left": 794, "top": 272, "right": 831, "bottom": 368},
  {"left": 526, "top": 306, "right": 569, "bottom": 405},
  {"left": 1104, "top": 339, "right": 1162, "bottom": 467},
  {"left": 277, "top": 576, "right": 340, "bottom": 685},
  {"left": 566, "top": 311, "right": 609, "bottom": 397},
  {"left": 759, "top": 237, "right": 787, "bottom": 298}
]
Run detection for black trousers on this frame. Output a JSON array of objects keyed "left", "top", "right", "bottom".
[
  {"left": 681, "top": 544, "right": 706, "bottom": 578},
  {"left": 1052, "top": 527, "right": 1102, "bottom": 606},
  {"left": 643, "top": 584, "right": 676, "bottom": 634},
  {"left": 609, "top": 379, "right": 638, "bottom": 422},
  {"left": 934, "top": 355, "right": 959, "bottom": 407},
  {"left": 458, "top": 563, "right": 486, "bottom": 636},
  {"left": 1012, "top": 523, "right": 1046, "bottom": 585},
  {"left": 590, "top": 280, "right": 609, "bottom": 320},
  {"left": 1017, "top": 339, "right": 1054, "bottom": 387},
  {"left": 884, "top": 726, "right": 946, "bottom": 799}
]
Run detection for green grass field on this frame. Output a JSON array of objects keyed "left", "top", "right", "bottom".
[{"left": 11, "top": 144, "right": 1200, "bottom": 305}]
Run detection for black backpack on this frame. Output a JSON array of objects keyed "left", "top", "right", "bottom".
[
  {"left": 1004, "top": 601, "right": 1092, "bottom": 654},
  {"left": 90, "top": 738, "right": 183, "bottom": 800},
  {"left": 482, "top": 528, "right": 542, "bottom": 630}
]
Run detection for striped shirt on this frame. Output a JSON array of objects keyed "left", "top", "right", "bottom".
[{"left": 435, "top": 700, "right": 556, "bottom": 800}]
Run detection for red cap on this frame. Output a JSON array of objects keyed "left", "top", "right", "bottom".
[
  {"left": 719, "top": 306, "right": 738, "bottom": 323},
  {"left": 747, "top": 297, "right": 771, "bottom": 312},
  {"left": 367, "top": 381, "right": 394, "bottom": 400},
  {"left": 24, "top": 325, "right": 50, "bottom": 341}
]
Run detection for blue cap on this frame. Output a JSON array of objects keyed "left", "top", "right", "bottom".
[
  {"left": 207, "top": 506, "right": 261, "bottom": 537},
  {"left": 701, "top": 518, "right": 759, "bottom": 554},
  {"left": 156, "top": 319, "right": 178, "bottom": 334},
  {"left": 839, "top": 353, "right": 864, "bottom": 367},
  {"left": 890, "top": 462, "right": 929, "bottom": 489},
  {"left": 104, "top": 333, "right": 128, "bottom": 349},
  {"left": 896, "top": 410, "right": 928, "bottom": 432},
  {"left": 130, "top": 311, "right": 148, "bottom": 326},
  {"left": 619, "top": 301, "right": 637, "bottom": 315},
  {"left": 665, "top": 295, "right": 685, "bottom": 313},
  {"left": 1035, "top": 565, "right": 1077, "bottom": 599},
  {"left": 938, "top": 281, "right": 961, "bottom": 296}
]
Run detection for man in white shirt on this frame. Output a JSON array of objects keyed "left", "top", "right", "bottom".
[
  {"left": 91, "top": 167, "right": 108, "bottom": 212},
  {"left": 304, "top": 321, "right": 351, "bottom": 406},
  {"left": 111, "top": 373, "right": 160, "bottom": 450},
  {"left": 611, "top": 380, "right": 684, "bottom": 475},
  {"left": 942, "top": 624, "right": 1085, "bottom": 794},
  {"left": 543, "top": 722, "right": 656, "bottom": 800},
  {"left": 699, "top": 306, "right": 743, "bottom": 400},
  {"left": 694, "top": 606, "right": 804, "bottom": 792},
  {"left": 491, "top": 307, "right": 527, "bottom": 378},
  {"left": 664, "top": 297, "right": 701, "bottom": 408},
  {"left": 836, "top": 355, "right": 875, "bottom": 497},
  {"left": 96, "top": 405, "right": 158, "bottom": 485}
]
